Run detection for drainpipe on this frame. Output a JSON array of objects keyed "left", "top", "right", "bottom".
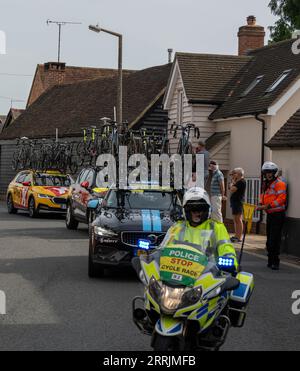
[{"left": 255, "top": 113, "right": 266, "bottom": 234}]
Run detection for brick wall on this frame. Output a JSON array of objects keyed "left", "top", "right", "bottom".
[{"left": 238, "top": 16, "right": 265, "bottom": 56}]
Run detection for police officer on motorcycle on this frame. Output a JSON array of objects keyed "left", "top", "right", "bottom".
[{"left": 162, "top": 187, "right": 238, "bottom": 270}]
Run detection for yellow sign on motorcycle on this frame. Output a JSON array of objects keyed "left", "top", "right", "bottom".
[{"left": 160, "top": 245, "right": 208, "bottom": 287}]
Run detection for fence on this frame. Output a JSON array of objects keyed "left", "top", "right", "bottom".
[{"left": 245, "top": 177, "right": 261, "bottom": 222}]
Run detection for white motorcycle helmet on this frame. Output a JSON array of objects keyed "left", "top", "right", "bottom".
[
  {"left": 262, "top": 162, "right": 279, "bottom": 176},
  {"left": 183, "top": 187, "right": 211, "bottom": 225}
]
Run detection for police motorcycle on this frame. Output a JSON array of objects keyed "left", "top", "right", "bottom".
[{"left": 132, "top": 190, "right": 254, "bottom": 351}]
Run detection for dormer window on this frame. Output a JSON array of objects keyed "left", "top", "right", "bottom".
[
  {"left": 240, "top": 75, "right": 264, "bottom": 97},
  {"left": 265, "top": 69, "right": 292, "bottom": 93}
]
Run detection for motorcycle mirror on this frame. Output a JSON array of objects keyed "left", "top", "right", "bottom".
[
  {"left": 131, "top": 257, "right": 142, "bottom": 276},
  {"left": 221, "top": 277, "right": 240, "bottom": 293}
]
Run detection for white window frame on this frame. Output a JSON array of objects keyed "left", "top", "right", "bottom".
[
  {"left": 240, "top": 75, "right": 264, "bottom": 97},
  {"left": 265, "top": 69, "right": 292, "bottom": 93}
]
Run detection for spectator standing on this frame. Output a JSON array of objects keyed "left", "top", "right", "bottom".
[
  {"left": 256, "top": 162, "right": 287, "bottom": 271},
  {"left": 208, "top": 160, "right": 226, "bottom": 223},
  {"left": 229, "top": 168, "right": 246, "bottom": 243}
]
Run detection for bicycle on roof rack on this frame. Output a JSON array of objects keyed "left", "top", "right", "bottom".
[{"left": 170, "top": 122, "right": 200, "bottom": 157}]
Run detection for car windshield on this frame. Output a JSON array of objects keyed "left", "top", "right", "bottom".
[
  {"left": 105, "top": 190, "right": 173, "bottom": 210},
  {"left": 34, "top": 174, "right": 71, "bottom": 187}
]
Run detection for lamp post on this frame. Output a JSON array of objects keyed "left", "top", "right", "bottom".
[{"left": 89, "top": 24, "right": 123, "bottom": 125}]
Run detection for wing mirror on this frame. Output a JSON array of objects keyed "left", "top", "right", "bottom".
[
  {"left": 81, "top": 181, "right": 90, "bottom": 189},
  {"left": 87, "top": 199, "right": 100, "bottom": 210},
  {"left": 22, "top": 181, "right": 31, "bottom": 187}
]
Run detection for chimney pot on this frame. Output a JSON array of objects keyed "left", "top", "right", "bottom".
[
  {"left": 238, "top": 15, "right": 265, "bottom": 55},
  {"left": 247, "top": 15, "right": 256, "bottom": 26}
]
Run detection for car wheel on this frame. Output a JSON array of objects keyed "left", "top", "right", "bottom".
[
  {"left": 7, "top": 194, "right": 18, "bottom": 214},
  {"left": 66, "top": 203, "right": 79, "bottom": 230},
  {"left": 28, "top": 197, "right": 38, "bottom": 218},
  {"left": 88, "top": 227, "right": 104, "bottom": 278}
]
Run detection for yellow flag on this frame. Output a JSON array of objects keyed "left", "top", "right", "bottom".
[{"left": 243, "top": 203, "right": 256, "bottom": 234}]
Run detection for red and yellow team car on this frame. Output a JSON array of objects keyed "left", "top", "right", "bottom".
[{"left": 6, "top": 170, "right": 72, "bottom": 217}]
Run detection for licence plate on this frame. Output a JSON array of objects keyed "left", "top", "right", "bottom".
[{"left": 61, "top": 205, "right": 67, "bottom": 210}]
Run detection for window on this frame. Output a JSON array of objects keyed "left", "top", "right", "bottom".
[
  {"left": 15, "top": 173, "right": 27, "bottom": 184},
  {"left": 265, "top": 70, "right": 292, "bottom": 93},
  {"left": 23, "top": 173, "right": 32, "bottom": 184},
  {"left": 177, "top": 89, "right": 184, "bottom": 124},
  {"left": 85, "top": 169, "right": 95, "bottom": 186},
  {"left": 240, "top": 75, "right": 264, "bottom": 97},
  {"left": 34, "top": 173, "right": 70, "bottom": 187},
  {"left": 106, "top": 190, "right": 173, "bottom": 210},
  {"left": 77, "top": 169, "right": 89, "bottom": 184}
]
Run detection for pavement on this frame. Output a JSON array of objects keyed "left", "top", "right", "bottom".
[
  {"left": 0, "top": 203, "right": 299, "bottom": 351},
  {"left": 233, "top": 234, "right": 300, "bottom": 268}
]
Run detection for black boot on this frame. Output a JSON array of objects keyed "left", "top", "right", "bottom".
[
  {"left": 271, "top": 264, "right": 280, "bottom": 271},
  {"left": 267, "top": 257, "right": 272, "bottom": 269}
]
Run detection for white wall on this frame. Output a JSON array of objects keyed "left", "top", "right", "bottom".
[
  {"left": 166, "top": 67, "right": 217, "bottom": 154},
  {"left": 216, "top": 117, "right": 262, "bottom": 178},
  {"left": 272, "top": 149, "right": 300, "bottom": 219}
]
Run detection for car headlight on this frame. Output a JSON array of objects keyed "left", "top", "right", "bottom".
[
  {"left": 38, "top": 194, "right": 51, "bottom": 199},
  {"left": 94, "top": 226, "right": 118, "bottom": 237}
]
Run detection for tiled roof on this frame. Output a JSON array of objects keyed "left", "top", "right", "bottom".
[
  {"left": 176, "top": 53, "right": 251, "bottom": 103},
  {"left": 267, "top": 109, "right": 300, "bottom": 148},
  {"left": 27, "top": 63, "right": 135, "bottom": 107},
  {"left": 10, "top": 109, "right": 24, "bottom": 120},
  {"left": 0, "top": 115, "right": 6, "bottom": 132},
  {"left": 0, "top": 64, "right": 172, "bottom": 140},
  {"left": 210, "top": 39, "right": 300, "bottom": 120}
]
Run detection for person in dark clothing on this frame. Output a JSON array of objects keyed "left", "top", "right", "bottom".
[{"left": 229, "top": 168, "right": 246, "bottom": 242}]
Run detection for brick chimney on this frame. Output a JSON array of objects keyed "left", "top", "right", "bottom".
[
  {"left": 238, "top": 16, "right": 265, "bottom": 56},
  {"left": 43, "top": 62, "right": 66, "bottom": 90}
]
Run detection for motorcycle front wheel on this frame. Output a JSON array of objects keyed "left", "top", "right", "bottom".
[{"left": 152, "top": 334, "right": 185, "bottom": 351}]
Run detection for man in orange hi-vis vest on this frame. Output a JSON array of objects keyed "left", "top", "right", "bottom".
[{"left": 256, "top": 162, "right": 287, "bottom": 271}]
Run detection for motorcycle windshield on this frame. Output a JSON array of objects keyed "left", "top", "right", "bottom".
[{"left": 159, "top": 234, "right": 215, "bottom": 287}]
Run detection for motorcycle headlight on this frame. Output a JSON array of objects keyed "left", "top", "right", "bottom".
[
  {"left": 94, "top": 226, "right": 118, "bottom": 237},
  {"left": 149, "top": 276, "right": 162, "bottom": 304},
  {"left": 38, "top": 194, "right": 51, "bottom": 199},
  {"left": 160, "top": 285, "right": 186, "bottom": 315},
  {"left": 179, "top": 287, "right": 203, "bottom": 309}
]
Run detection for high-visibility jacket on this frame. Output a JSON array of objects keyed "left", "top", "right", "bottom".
[
  {"left": 161, "top": 219, "right": 238, "bottom": 268},
  {"left": 260, "top": 178, "right": 287, "bottom": 214}
]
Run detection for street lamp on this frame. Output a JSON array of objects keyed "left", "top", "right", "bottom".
[{"left": 89, "top": 24, "right": 123, "bottom": 125}]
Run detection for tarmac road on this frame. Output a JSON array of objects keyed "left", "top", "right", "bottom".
[{"left": 0, "top": 204, "right": 299, "bottom": 351}]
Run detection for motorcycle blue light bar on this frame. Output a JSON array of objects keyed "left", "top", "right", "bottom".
[
  {"left": 218, "top": 257, "right": 235, "bottom": 267},
  {"left": 138, "top": 239, "right": 151, "bottom": 250}
]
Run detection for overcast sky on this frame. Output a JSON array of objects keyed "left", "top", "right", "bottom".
[{"left": 0, "top": 0, "right": 276, "bottom": 115}]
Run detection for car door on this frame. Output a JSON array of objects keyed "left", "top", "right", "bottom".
[
  {"left": 78, "top": 168, "right": 96, "bottom": 220},
  {"left": 13, "top": 172, "right": 27, "bottom": 208},
  {"left": 20, "top": 172, "right": 33, "bottom": 209},
  {"left": 72, "top": 169, "right": 89, "bottom": 219}
]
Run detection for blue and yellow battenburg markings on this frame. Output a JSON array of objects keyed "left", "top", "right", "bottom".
[{"left": 141, "top": 210, "right": 162, "bottom": 232}]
